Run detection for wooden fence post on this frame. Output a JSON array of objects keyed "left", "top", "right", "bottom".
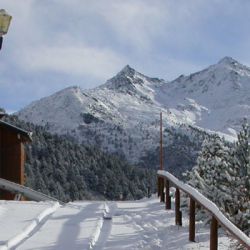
[
  {"left": 158, "top": 176, "right": 164, "bottom": 199},
  {"left": 210, "top": 216, "right": 218, "bottom": 250},
  {"left": 165, "top": 179, "right": 171, "bottom": 209},
  {"left": 157, "top": 172, "right": 250, "bottom": 248},
  {"left": 189, "top": 197, "right": 195, "bottom": 242},
  {"left": 175, "top": 188, "right": 182, "bottom": 226},
  {"left": 158, "top": 177, "right": 164, "bottom": 201},
  {"left": 160, "top": 177, "right": 165, "bottom": 203},
  {"left": 157, "top": 176, "right": 161, "bottom": 197}
]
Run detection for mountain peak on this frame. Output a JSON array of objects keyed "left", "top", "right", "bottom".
[
  {"left": 116, "top": 65, "right": 136, "bottom": 77},
  {"left": 217, "top": 56, "right": 239, "bottom": 66},
  {"left": 214, "top": 57, "right": 250, "bottom": 75},
  {"left": 102, "top": 65, "right": 141, "bottom": 92},
  {"left": 102, "top": 65, "right": 164, "bottom": 93}
]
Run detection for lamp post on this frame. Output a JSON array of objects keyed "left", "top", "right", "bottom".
[{"left": 0, "top": 9, "right": 12, "bottom": 50}]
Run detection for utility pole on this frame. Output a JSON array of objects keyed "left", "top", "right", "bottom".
[
  {"left": 158, "top": 112, "right": 165, "bottom": 201},
  {"left": 160, "top": 112, "right": 163, "bottom": 170}
]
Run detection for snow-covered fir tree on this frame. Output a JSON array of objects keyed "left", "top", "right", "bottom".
[
  {"left": 231, "top": 121, "right": 250, "bottom": 235},
  {"left": 186, "top": 124, "right": 250, "bottom": 235},
  {"left": 186, "top": 135, "right": 233, "bottom": 210}
]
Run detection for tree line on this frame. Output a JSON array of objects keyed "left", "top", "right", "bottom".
[{"left": 3, "top": 115, "right": 156, "bottom": 202}]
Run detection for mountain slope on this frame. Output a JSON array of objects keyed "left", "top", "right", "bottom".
[
  {"left": 17, "top": 65, "right": 177, "bottom": 166},
  {"left": 158, "top": 56, "right": 250, "bottom": 136},
  {"left": 17, "top": 57, "right": 250, "bottom": 170}
]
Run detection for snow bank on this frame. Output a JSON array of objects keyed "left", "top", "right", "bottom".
[
  {"left": 0, "top": 201, "right": 60, "bottom": 250},
  {"left": 88, "top": 217, "right": 103, "bottom": 249},
  {"left": 158, "top": 170, "right": 250, "bottom": 247}
]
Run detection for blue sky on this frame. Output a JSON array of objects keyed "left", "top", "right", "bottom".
[{"left": 1, "top": 0, "right": 250, "bottom": 112}]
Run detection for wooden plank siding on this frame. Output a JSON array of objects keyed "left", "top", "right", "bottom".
[{"left": 0, "top": 125, "right": 27, "bottom": 199}]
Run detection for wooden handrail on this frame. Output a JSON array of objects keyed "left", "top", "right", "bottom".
[
  {"left": 0, "top": 177, "right": 65, "bottom": 205},
  {"left": 157, "top": 170, "right": 250, "bottom": 249}
]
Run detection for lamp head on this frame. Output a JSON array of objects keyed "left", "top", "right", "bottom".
[{"left": 0, "top": 9, "right": 12, "bottom": 36}]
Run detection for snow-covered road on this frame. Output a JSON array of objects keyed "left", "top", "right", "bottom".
[{"left": 0, "top": 197, "right": 234, "bottom": 250}]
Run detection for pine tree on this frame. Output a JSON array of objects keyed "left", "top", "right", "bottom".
[
  {"left": 230, "top": 121, "right": 250, "bottom": 234},
  {"left": 186, "top": 135, "right": 232, "bottom": 209},
  {"left": 186, "top": 126, "right": 250, "bottom": 235}
]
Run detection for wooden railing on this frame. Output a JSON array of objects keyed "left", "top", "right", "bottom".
[
  {"left": 157, "top": 170, "right": 250, "bottom": 250},
  {"left": 0, "top": 177, "right": 65, "bottom": 205}
]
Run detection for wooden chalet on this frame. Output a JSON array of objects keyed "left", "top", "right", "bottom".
[{"left": 0, "top": 117, "right": 32, "bottom": 199}]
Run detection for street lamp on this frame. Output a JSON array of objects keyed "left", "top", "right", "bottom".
[{"left": 0, "top": 9, "right": 12, "bottom": 50}]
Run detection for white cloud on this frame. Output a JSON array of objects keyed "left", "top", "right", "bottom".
[
  {"left": 1, "top": 0, "right": 250, "bottom": 111},
  {"left": 14, "top": 44, "right": 126, "bottom": 79},
  {"left": 93, "top": 1, "right": 167, "bottom": 51}
]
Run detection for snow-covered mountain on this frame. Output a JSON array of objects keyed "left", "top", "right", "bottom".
[
  {"left": 17, "top": 57, "right": 250, "bottom": 166},
  {"left": 158, "top": 56, "right": 250, "bottom": 137}
]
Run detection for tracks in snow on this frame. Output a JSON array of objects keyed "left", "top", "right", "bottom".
[
  {"left": 0, "top": 201, "right": 60, "bottom": 250},
  {"left": 93, "top": 202, "right": 117, "bottom": 250},
  {"left": 1, "top": 198, "right": 233, "bottom": 250},
  {"left": 16, "top": 201, "right": 117, "bottom": 250}
]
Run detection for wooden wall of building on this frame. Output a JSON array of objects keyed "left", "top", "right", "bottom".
[{"left": 0, "top": 126, "right": 25, "bottom": 199}]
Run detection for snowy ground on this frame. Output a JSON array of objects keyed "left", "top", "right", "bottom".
[{"left": 0, "top": 197, "right": 236, "bottom": 250}]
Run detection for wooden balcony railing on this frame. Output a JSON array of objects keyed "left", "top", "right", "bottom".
[{"left": 157, "top": 170, "right": 250, "bottom": 250}]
